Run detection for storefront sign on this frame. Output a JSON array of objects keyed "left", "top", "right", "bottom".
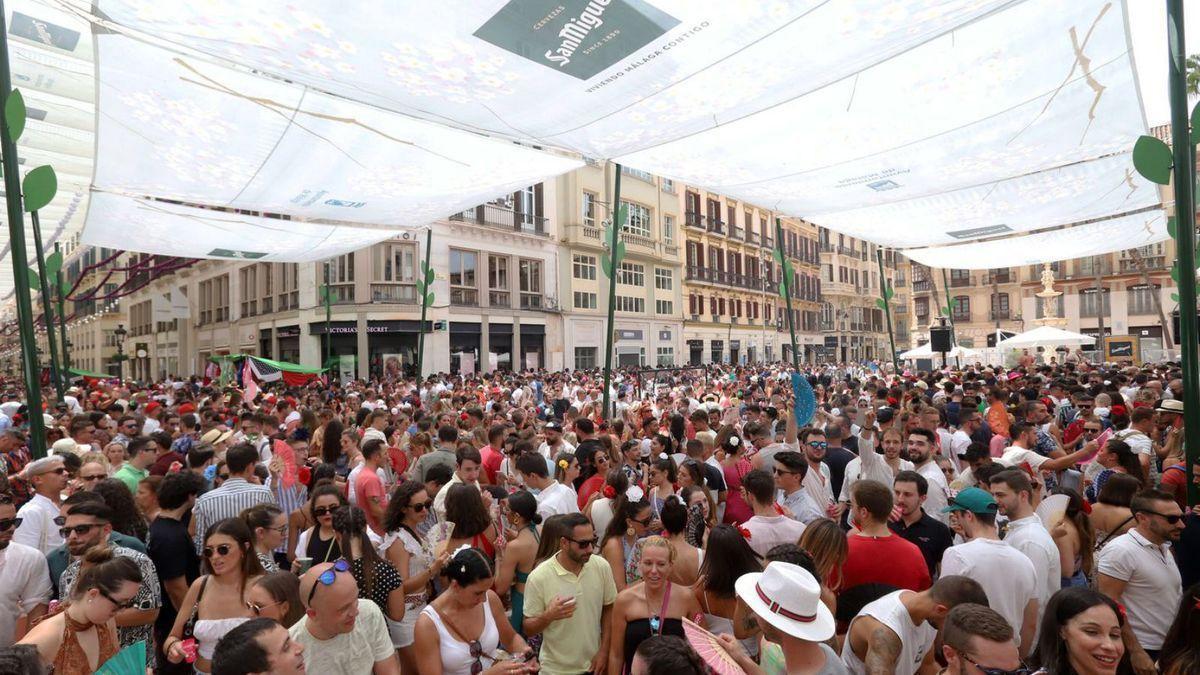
[
  {"left": 276, "top": 326, "right": 300, "bottom": 338},
  {"left": 616, "top": 329, "right": 643, "bottom": 341},
  {"left": 659, "top": 330, "right": 671, "bottom": 341}
]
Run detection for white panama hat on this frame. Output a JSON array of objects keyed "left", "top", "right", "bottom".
[{"left": 734, "top": 561, "right": 835, "bottom": 642}]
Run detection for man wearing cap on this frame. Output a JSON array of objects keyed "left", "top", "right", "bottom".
[
  {"left": 734, "top": 562, "right": 843, "bottom": 674},
  {"left": 841, "top": 574, "right": 988, "bottom": 675},
  {"left": 289, "top": 561, "right": 399, "bottom": 674},
  {"left": 142, "top": 401, "right": 163, "bottom": 435},
  {"left": 939, "top": 487, "right": 1039, "bottom": 657},
  {"left": 12, "top": 457, "right": 68, "bottom": 554},
  {"left": 538, "top": 419, "right": 575, "bottom": 460}
]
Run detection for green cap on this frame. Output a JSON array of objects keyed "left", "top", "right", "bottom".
[{"left": 941, "top": 487, "right": 998, "bottom": 515}]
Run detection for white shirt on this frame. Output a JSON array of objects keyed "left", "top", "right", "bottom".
[
  {"left": 537, "top": 440, "right": 576, "bottom": 460},
  {"left": 999, "top": 446, "right": 1049, "bottom": 472},
  {"left": 914, "top": 461, "right": 950, "bottom": 525},
  {"left": 742, "top": 514, "right": 806, "bottom": 557},
  {"left": 941, "top": 538, "right": 1038, "bottom": 644},
  {"left": 433, "top": 473, "right": 480, "bottom": 523},
  {"left": 142, "top": 417, "right": 161, "bottom": 435},
  {"left": 0, "top": 542, "right": 51, "bottom": 647},
  {"left": 1003, "top": 515, "right": 1061, "bottom": 633},
  {"left": 1096, "top": 528, "right": 1182, "bottom": 650},
  {"left": 777, "top": 488, "right": 825, "bottom": 525},
  {"left": 841, "top": 590, "right": 937, "bottom": 675},
  {"left": 12, "top": 494, "right": 64, "bottom": 554},
  {"left": 534, "top": 481, "right": 580, "bottom": 519},
  {"left": 949, "top": 430, "right": 972, "bottom": 472}
]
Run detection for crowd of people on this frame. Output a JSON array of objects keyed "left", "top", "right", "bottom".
[{"left": 0, "top": 358, "right": 1195, "bottom": 674}]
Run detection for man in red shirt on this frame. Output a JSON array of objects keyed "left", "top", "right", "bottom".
[
  {"left": 479, "top": 423, "right": 505, "bottom": 485},
  {"left": 840, "top": 479, "right": 931, "bottom": 595},
  {"left": 354, "top": 439, "right": 389, "bottom": 536}
]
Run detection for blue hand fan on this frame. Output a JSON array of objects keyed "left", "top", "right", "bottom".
[
  {"left": 791, "top": 372, "right": 816, "bottom": 427},
  {"left": 95, "top": 639, "right": 146, "bottom": 675}
]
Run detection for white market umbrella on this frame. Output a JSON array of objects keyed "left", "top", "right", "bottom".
[
  {"left": 997, "top": 326, "right": 1096, "bottom": 349},
  {"left": 899, "top": 344, "right": 983, "bottom": 360}
]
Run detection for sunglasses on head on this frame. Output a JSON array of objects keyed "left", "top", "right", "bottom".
[
  {"left": 202, "top": 543, "right": 236, "bottom": 558},
  {"left": 306, "top": 559, "right": 351, "bottom": 605},
  {"left": 60, "top": 523, "right": 102, "bottom": 538},
  {"left": 961, "top": 654, "right": 1033, "bottom": 675}
]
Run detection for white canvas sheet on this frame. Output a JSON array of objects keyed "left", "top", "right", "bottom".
[
  {"left": 901, "top": 210, "right": 1169, "bottom": 270},
  {"left": 80, "top": 192, "right": 396, "bottom": 262}
]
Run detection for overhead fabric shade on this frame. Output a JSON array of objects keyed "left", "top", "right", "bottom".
[{"left": 80, "top": 192, "right": 397, "bottom": 262}]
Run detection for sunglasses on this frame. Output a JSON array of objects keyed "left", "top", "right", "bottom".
[
  {"left": 1138, "top": 509, "right": 1183, "bottom": 525},
  {"left": 306, "top": 559, "right": 351, "bottom": 605},
  {"left": 100, "top": 589, "right": 137, "bottom": 610},
  {"left": 60, "top": 523, "right": 102, "bottom": 538},
  {"left": 773, "top": 468, "right": 799, "bottom": 476},
  {"left": 807, "top": 441, "right": 828, "bottom": 450},
  {"left": 409, "top": 500, "right": 431, "bottom": 513},
  {"left": 39, "top": 467, "right": 67, "bottom": 476},
  {"left": 217, "top": 473, "right": 230, "bottom": 480},
  {"left": 246, "top": 598, "right": 284, "bottom": 615},
  {"left": 631, "top": 516, "right": 653, "bottom": 527},
  {"left": 203, "top": 543, "right": 236, "bottom": 558},
  {"left": 565, "top": 536, "right": 597, "bottom": 549},
  {"left": 0, "top": 517, "right": 22, "bottom": 531},
  {"left": 467, "top": 638, "right": 484, "bottom": 675},
  {"left": 313, "top": 506, "right": 338, "bottom": 517},
  {"left": 80, "top": 474, "right": 106, "bottom": 482},
  {"left": 962, "top": 654, "right": 1033, "bottom": 675}
]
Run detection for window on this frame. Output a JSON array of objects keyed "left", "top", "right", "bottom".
[
  {"left": 323, "top": 254, "right": 355, "bottom": 304},
  {"left": 710, "top": 340, "right": 724, "bottom": 364},
  {"left": 950, "top": 269, "right": 971, "bottom": 287},
  {"left": 661, "top": 178, "right": 675, "bottom": 193},
  {"left": 654, "top": 268, "right": 673, "bottom": 290},
  {"left": 622, "top": 201, "right": 652, "bottom": 238},
  {"left": 990, "top": 292, "right": 1010, "bottom": 319},
  {"left": 575, "top": 347, "right": 598, "bottom": 369},
  {"left": 1079, "top": 288, "right": 1111, "bottom": 318},
  {"left": 488, "top": 254, "right": 510, "bottom": 308},
  {"left": 239, "top": 265, "right": 257, "bottom": 317},
  {"left": 656, "top": 347, "right": 674, "bottom": 366},
  {"left": 914, "top": 296, "right": 930, "bottom": 319},
  {"left": 198, "top": 275, "right": 230, "bottom": 324},
  {"left": 370, "top": 242, "right": 417, "bottom": 303},
  {"left": 621, "top": 166, "right": 654, "bottom": 182},
  {"left": 1128, "top": 284, "right": 1159, "bottom": 315},
  {"left": 573, "top": 254, "right": 597, "bottom": 280},
  {"left": 449, "top": 249, "right": 478, "bottom": 305},
  {"left": 951, "top": 296, "right": 970, "bottom": 321},
  {"left": 519, "top": 259, "right": 543, "bottom": 309},
  {"left": 573, "top": 291, "right": 597, "bottom": 309},
  {"left": 617, "top": 262, "right": 645, "bottom": 287},
  {"left": 655, "top": 299, "right": 673, "bottom": 315},
  {"left": 662, "top": 215, "right": 675, "bottom": 244},
  {"left": 616, "top": 296, "right": 645, "bottom": 313},
  {"left": 582, "top": 191, "right": 597, "bottom": 227},
  {"left": 276, "top": 263, "right": 299, "bottom": 311}
]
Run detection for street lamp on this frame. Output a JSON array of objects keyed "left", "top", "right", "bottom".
[{"left": 114, "top": 323, "right": 127, "bottom": 381}]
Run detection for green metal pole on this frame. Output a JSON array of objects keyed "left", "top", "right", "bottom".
[
  {"left": 55, "top": 242, "right": 69, "bottom": 375},
  {"left": 601, "top": 164, "right": 623, "bottom": 420},
  {"left": 31, "top": 212, "right": 62, "bottom": 401},
  {"left": 0, "top": 4, "right": 46, "bottom": 458},
  {"left": 876, "top": 248, "right": 898, "bottom": 373},
  {"left": 1167, "top": 0, "right": 1200, "bottom": 507},
  {"left": 416, "top": 227, "right": 432, "bottom": 380},
  {"left": 323, "top": 261, "right": 331, "bottom": 371},
  {"left": 775, "top": 218, "right": 801, "bottom": 370}
]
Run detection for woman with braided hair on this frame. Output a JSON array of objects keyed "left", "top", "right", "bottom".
[{"left": 331, "top": 505, "right": 404, "bottom": 622}]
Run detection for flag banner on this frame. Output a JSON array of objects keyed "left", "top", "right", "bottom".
[
  {"left": 248, "top": 356, "right": 282, "bottom": 383},
  {"left": 242, "top": 357, "right": 259, "bottom": 403}
]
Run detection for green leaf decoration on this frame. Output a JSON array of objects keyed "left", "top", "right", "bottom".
[
  {"left": 771, "top": 247, "right": 785, "bottom": 267},
  {"left": 424, "top": 266, "right": 435, "bottom": 285},
  {"left": 615, "top": 203, "right": 628, "bottom": 230},
  {"left": 22, "top": 165, "right": 57, "bottom": 212},
  {"left": 614, "top": 240, "right": 626, "bottom": 265},
  {"left": 1192, "top": 100, "right": 1200, "bottom": 145},
  {"left": 1172, "top": 292, "right": 1181, "bottom": 303},
  {"left": 782, "top": 262, "right": 794, "bottom": 288},
  {"left": 425, "top": 291, "right": 435, "bottom": 307},
  {"left": 5, "top": 89, "right": 25, "bottom": 143},
  {"left": 1168, "top": 216, "right": 1179, "bottom": 239},
  {"left": 1132, "top": 135, "right": 1173, "bottom": 185},
  {"left": 600, "top": 255, "right": 613, "bottom": 278},
  {"left": 415, "top": 279, "right": 426, "bottom": 295},
  {"left": 1171, "top": 265, "right": 1181, "bottom": 283},
  {"left": 45, "top": 250, "right": 62, "bottom": 277},
  {"left": 26, "top": 266, "right": 40, "bottom": 292},
  {"left": 884, "top": 282, "right": 894, "bottom": 300},
  {"left": 875, "top": 298, "right": 887, "bottom": 310}
]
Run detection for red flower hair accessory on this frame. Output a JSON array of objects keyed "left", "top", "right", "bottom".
[
  {"left": 738, "top": 526, "right": 752, "bottom": 540},
  {"left": 773, "top": 503, "right": 785, "bottom": 515},
  {"left": 603, "top": 485, "right": 616, "bottom": 499},
  {"left": 1115, "top": 602, "right": 1127, "bottom": 623}
]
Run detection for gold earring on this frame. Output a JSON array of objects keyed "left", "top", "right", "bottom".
[{"left": 626, "top": 527, "right": 635, "bottom": 538}]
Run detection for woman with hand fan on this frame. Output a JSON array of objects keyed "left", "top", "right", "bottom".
[{"left": 608, "top": 536, "right": 703, "bottom": 675}]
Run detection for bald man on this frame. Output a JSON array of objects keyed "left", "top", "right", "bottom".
[{"left": 288, "top": 561, "right": 399, "bottom": 675}]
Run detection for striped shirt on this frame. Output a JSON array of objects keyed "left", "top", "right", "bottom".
[
  {"left": 266, "top": 477, "right": 308, "bottom": 554},
  {"left": 192, "top": 478, "right": 276, "bottom": 552}
]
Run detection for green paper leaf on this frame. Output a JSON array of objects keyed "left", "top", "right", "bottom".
[
  {"left": 425, "top": 291, "right": 435, "bottom": 307},
  {"left": 424, "top": 267, "right": 435, "bottom": 284},
  {"left": 875, "top": 298, "right": 887, "bottom": 310},
  {"left": 614, "top": 240, "right": 626, "bottom": 264},
  {"left": 615, "top": 204, "right": 628, "bottom": 229},
  {"left": 5, "top": 89, "right": 25, "bottom": 143},
  {"left": 1168, "top": 216, "right": 1179, "bottom": 239},
  {"left": 22, "top": 165, "right": 57, "bottom": 212},
  {"left": 884, "top": 282, "right": 894, "bottom": 300},
  {"left": 1192, "top": 100, "right": 1200, "bottom": 145},
  {"left": 1172, "top": 292, "right": 1181, "bottom": 303},
  {"left": 1171, "top": 266, "right": 1181, "bottom": 283},
  {"left": 1132, "top": 135, "right": 1173, "bottom": 185},
  {"left": 45, "top": 250, "right": 62, "bottom": 277},
  {"left": 771, "top": 247, "right": 785, "bottom": 266},
  {"left": 415, "top": 280, "right": 425, "bottom": 295},
  {"left": 26, "top": 266, "right": 40, "bottom": 292},
  {"left": 600, "top": 255, "right": 613, "bottom": 278}
]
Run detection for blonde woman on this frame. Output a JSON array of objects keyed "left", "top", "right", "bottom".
[{"left": 609, "top": 536, "right": 704, "bottom": 675}]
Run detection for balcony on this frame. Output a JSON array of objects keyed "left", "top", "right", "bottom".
[
  {"left": 706, "top": 217, "right": 725, "bottom": 236},
  {"left": 912, "top": 280, "right": 933, "bottom": 293},
  {"left": 488, "top": 291, "right": 511, "bottom": 308},
  {"left": 450, "top": 288, "right": 479, "bottom": 306},
  {"left": 951, "top": 311, "right": 971, "bottom": 323},
  {"left": 989, "top": 310, "right": 1011, "bottom": 320},
  {"left": 685, "top": 212, "right": 704, "bottom": 229},
  {"left": 581, "top": 225, "right": 660, "bottom": 252},
  {"left": 450, "top": 203, "right": 549, "bottom": 236},
  {"left": 949, "top": 275, "right": 972, "bottom": 288},
  {"left": 746, "top": 231, "right": 759, "bottom": 245},
  {"left": 1119, "top": 256, "right": 1167, "bottom": 272},
  {"left": 370, "top": 284, "right": 418, "bottom": 304}
]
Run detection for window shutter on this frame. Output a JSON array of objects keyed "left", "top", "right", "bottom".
[{"left": 534, "top": 183, "right": 544, "bottom": 220}]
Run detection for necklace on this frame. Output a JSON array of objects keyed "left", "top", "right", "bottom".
[{"left": 645, "top": 588, "right": 662, "bottom": 633}]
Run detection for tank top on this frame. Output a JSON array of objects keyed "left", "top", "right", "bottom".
[
  {"left": 420, "top": 602, "right": 501, "bottom": 675},
  {"left": 840, "top": 590, "right": 937, "bottom": 675}
]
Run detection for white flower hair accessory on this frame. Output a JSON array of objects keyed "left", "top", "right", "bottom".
[
  {"left": 451, "top": 544, "right": 472, "bottom": 573},
  {"left": 658, "top": 452, "right": 668, "bottom": 460},
  {"left": 729, "top": 436, "right": 741, "bottom": 447}
]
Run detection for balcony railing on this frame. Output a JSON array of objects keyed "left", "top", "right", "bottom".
[
  {"left": 989, "top": 310, "right": 1011, "bottom": 320},
  {"left": 488, "top": 291, "right": 511, "bottom": 308},
  {"left": 1119, "top": 257, "right": 1167, "bottom": 272},
  {"left": 912, "top": 280, "right": 933, "bottom": 293},
  {"left": 450, "top": 203, "right": 549, "bottom": 236},
  {"left": 370, "top": 284, "right": 418, "bottom": 304},
  {"left": 685, "top": 212, "right": 704, "bottom": 229},
  {"left": 949, "top": 276, "right": 971, "bottom": 288}
]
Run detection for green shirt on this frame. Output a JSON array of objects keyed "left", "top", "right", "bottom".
[
  {"left": 523, "top": 553, "right": 616, "bottom": 675},
  {"left": 113, "top": 464, "right": 149, "bottom": 494}
]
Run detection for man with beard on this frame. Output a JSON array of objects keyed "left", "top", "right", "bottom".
[
  {"left": 907, "top": 429, "right": 950, "bottom": 524},
  {"left": 12, "top": 456, "right": 68, "bottom": 554},
  {"left": 58, "top": 501, "right": 161, "bottom": 667},
  {"left": 1097, "top": 489, "right": 1185, "bottom": 672},
  {"left": 0, "top": 493, "right": 50, "bottom": 648},
  {"left": 889, "top": 471, "right": 954, "bottom": 578},
  {"left": 523, "top": 512, "right": 617, "bottom": 675}
]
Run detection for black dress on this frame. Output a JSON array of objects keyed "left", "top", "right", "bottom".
[
  {"left": 305, "top": 529, "right": 342, "bottom": 564},
  {"left": 622, "top": 617, "right": 684, "bottom": 674},
  {"left": 351, "top": 557, "right": 403, "bottom": 616}
]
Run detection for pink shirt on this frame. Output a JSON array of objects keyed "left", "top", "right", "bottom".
[{"left": 354, "top": 468, "right": 387, "bottom": 535}]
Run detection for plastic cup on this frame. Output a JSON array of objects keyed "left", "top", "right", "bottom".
[{"left": 296, "top": 557, "right": 314, "bottom": 573}]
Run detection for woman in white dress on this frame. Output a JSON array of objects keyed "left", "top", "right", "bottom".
[{"left": 382, "top": 480, "right": 449, "bottom": 674}]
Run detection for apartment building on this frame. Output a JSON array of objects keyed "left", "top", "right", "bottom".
[
  {"left": 904, "top": 242, "right": 1176, "bottom": 362},
  {"left": 558, "top": 163, "right": 685, "bottom": 370},
  {"left": 681, "top": 186, "right": 822, "bottom": 365},
  {"left": 817, "top": 230, "right": 896, "bottom": 362}
]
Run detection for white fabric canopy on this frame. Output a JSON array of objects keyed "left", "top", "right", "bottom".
[
  {"left": 998, "top": 325, "right": 1097, "bottom": 348},
  {"left": 899, "top": 344, "right": 982, "bottom": 360}
]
